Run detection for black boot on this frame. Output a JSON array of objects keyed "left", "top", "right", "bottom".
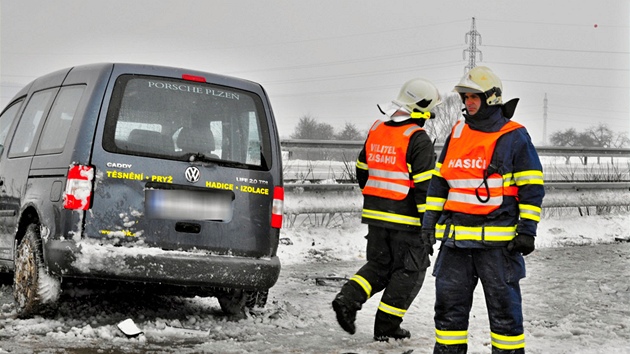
[
  {"left": 374, "top": 327, "right": 410, "bottom": 342},
  {"left": 374, "top": 310, "right": 410, "bottom": 342},
  {"left": 332, "top": 292, "right": 360, "bottom": 335},
  {"left": 492, "top": 348, "right": 524, "bottom": 354},
  {"left": 434, "top": 343, "right": 467, "bottom": 354}
]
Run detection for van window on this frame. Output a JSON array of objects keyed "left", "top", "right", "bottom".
[
  {"left": 103, "top": 75, "right": 272, "bottom": 170},
  {"left": 38, "top": 85, "right": 86, "bottom": 154},
  {"left": 8, "top": 89, "right": 57, "bottom": 157},
  {"left": 0, "top": 99, "right": 24, "bottom": 153}
]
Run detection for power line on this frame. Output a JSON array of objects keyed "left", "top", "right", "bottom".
[
  {"left": 551, "top": 104, "right": 628, "bottom": 115},
  {"left": 548, "top": 111, "right": 629, "bottom": 121},
  {"left": 229, "top": 45, "right": 462, "bottom": 75},
  {"left": 504, "top": 79, "right": 629, "bottom": 89},
  {"left": 485, "top": 61, "right": 629, "bottom": 72},
  {"left": 483, "top": 44, "right": 629, "bottom": 55},
  {"left": 264, "top": 61, "right": 462, "bottom": 85},
  {"left": 477, "top": 18, "right": 630, "bottom": 29}
]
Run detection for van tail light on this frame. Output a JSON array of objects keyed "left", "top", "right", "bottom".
[
  {"left": 271, "top": 186, "right": 284, "bottom": 229},
  {"left": 63, "top": 164, "right": 94, "bottom": 210}
]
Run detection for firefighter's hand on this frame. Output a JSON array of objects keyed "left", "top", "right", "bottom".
[
  {"left": 421, "top": 229, "right": 436, "bottom": 256},
  {"left": 507, "top": 234, "right": 535, "bottom": 256}
]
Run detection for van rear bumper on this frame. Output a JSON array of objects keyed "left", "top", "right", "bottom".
[{"left": 44, "top": 240, "right": 281, "bottom": 290}]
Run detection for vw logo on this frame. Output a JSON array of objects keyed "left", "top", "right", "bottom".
[{"left": 185, "top": 166, "right": 200, "bottom": 183}]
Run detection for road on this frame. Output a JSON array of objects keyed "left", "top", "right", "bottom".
[{"left": 1, "top": 242, "right": 629, "bottom": 353}]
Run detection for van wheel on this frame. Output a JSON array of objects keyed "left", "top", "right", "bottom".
[
  {"left": 13, "top": 224, "right": 59, "bottom": 318},
  {"left": 245, "top": 290, "right": 268, "bottom": 309},
  {"left": 217, "top": 289, "right": 247, "bottom": 320}
]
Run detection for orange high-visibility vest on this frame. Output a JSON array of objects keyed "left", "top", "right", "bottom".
[
  {"left": 362, "top": 120, "right": 423, "bottom": 200},
  {"left": 440, "top": 120, "right": 523, "bottom": 215}
]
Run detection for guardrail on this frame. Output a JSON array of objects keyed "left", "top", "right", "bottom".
[
  {"left": 283, "top": 182, "right": 630, "bottom": 224},
  {"left": 281, "top": 140, "right": 630, "bottom": 183},
  {"left": 281, "top": 139, "right": 630, "bottom": 158}
]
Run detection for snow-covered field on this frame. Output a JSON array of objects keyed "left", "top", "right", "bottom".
[{"left": 1, "top": 210, "right": 629, "bottom": 353}]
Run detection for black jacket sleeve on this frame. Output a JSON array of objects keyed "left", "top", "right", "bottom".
[{"left": 407, "top": 130, "right": 436, "bottom": 225}]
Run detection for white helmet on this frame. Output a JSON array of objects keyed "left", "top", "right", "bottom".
[
  {"left": 378, "top": 78, "right": 442, "bottom": 120},
  {"left": 394, "top": 78, "right": 442, "bottom": 116},
  {"left": 454, "top": 66, "right": 503, "bottom": 106}
]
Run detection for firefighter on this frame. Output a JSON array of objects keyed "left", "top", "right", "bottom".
[
  {"left": 421, "top": 66, "right": 545, "bottom": 353},
  {"left": 332, "top": 78, "right": 441, "bottom": 342}
]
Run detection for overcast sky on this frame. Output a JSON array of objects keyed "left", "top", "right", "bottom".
[{"left": 1, "top": 0, "right": 628, "bottom": 144}]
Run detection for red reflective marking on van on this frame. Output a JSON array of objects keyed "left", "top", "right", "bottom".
[{"left": 182, "top": 74, "right": 206, "bottom": 83}]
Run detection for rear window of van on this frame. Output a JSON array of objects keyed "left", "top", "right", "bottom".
[{"left": 103, "top": 75, "right": 272, "bottom": 170}]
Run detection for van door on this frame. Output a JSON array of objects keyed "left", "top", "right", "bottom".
[
  {"left": 0, "top": 89, "right": 57, "bottom": 260},
  {"left": 85, "top": 73, "right": 280, "bottom": 258},
  {"left": 0, "top": 100, "right": 25, "bottom": 260}
]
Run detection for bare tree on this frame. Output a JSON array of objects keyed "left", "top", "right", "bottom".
[
  {"left": 586, "top": 123, "right": 629, "bottom": 148},
  {"left": 550, "top": 128, "right": 581, "bottom": 147},
  {"left": 291, "top": 115, "right": 335, "bottom": 140},
  {"left": 551, "top": 123, "right": 629, "bottom": 148},
  {"left": 550, "top": 123, "right": 629, "bottom": 164},
  {"left": 425, "top": 92, "right": 462, "bottom": 143},
  {"left": 335, "top": 122, "right": 365, "bottom": 141}
]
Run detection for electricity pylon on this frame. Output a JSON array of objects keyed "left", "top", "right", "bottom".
[{"left": 463, "top": 17, "right": 483, "bottom": 72}]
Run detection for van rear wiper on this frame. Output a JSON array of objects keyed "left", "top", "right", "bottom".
[{"left": 184, "top": 152, "right": 219, "bottom": 163}]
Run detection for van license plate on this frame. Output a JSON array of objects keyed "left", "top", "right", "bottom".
[{"left": 145, "top": 189, "right": 233, "bottom": 221}]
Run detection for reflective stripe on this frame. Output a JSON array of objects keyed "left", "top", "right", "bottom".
[
  {"left": 484, "top": 226, "right": 518, "bottom": 241},
  {"left": 448, "top": 225, "right": 483, "bottom": 241},
  {"left": 452, "top": 120, "right": 465, "bottom": 139},
  {"left": 369, "top": 168, "right": 410, "bottom": 180},
  {"left": 435, "top": 223, "right": 449, "bottom": 240},
  {"left": 514, "top": 170, "right": 544, "bottom": 185},
  {"left": 365, "top": 179, "right": 410, "bottom": 195},
  {"left": 378, "top": 302, "right": 406, "bottom": 317},
  {"left": 448, "top": 191, "right": 503, "bottom": 206},
  {"left": 350, "top": 274, "right": 372, "bottom": 298},
  {"left": 435, "top": 329, "right": 468, "bottom": 345},
  {"left": 491, "top": 332, "right": 525, "bottom": 350},
  {"left": 404, "top": 126, "right": 422, "bottom": 137},
  {"left": 356, "top": 160, "right": 368, "bottom": 170},
  {"left": 433, "top": 162, "right": 442, "bottom": 177},
  {"left": 413, "top": 170, "right": 433, "bottom": 183},
  {"left": 369, "top": 120, "right": 384, "bottom": 132},
  {"left": 435, "top": 224, "right": 516, "bottom": 242},
  {"left": 362, "top": 209, "right": 421, "bottom": 226},
  {"left": 520, "top": 204, "right": 541, "bottom": 222},
  {"left": 417, "top": 203, "right": 426, "bottom": 213},
  {"left": 503, "top": 172, "right": 514, "bottom": 187},
  {"left": 426, "top": 196, "right": 446, "bottom": 211},
  {"left": 447, "top": 178, "right": 503, "bottom": 189}
]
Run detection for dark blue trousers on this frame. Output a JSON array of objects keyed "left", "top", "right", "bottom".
[{"left": 432, "top": 246, "right": 526, "bottom": 353}]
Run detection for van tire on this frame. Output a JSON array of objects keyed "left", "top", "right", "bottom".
[
  {"left": 217, "top": 289, "right": 247, "bottom": 320},
  {"left": 245, "top": 290, "right": 268, "bottom": 309},
  {"left": 13, "top": 224, "right": 59, "bottom": 318}
]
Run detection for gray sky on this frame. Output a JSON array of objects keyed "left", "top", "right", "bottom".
[{"left": 1, "top": 0, "right": 628, "bottom": 144}]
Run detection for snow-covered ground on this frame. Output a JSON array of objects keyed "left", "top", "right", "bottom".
[{"left": 1, "top": 209, "right": 629, "bottom": 353}]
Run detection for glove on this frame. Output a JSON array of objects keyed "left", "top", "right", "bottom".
[
  {"left": 421, "top": 229, "right": 436, "bottom": 256},
  {"left": 507, "top": 234, "right": 535, "bottom": 256}
]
